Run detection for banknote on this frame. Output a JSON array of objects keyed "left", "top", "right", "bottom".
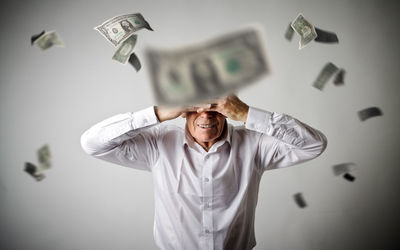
[
  {"left": 358, "top": 107, "right": 383, "bottom": 121},
  {"left": 315, "top": 27, "right": 339, "bottom": 43},
  {"left": 293, "top": 193, "right": 307, "bottom": 208},
  {"left": 343, "top": 173, "right": 355, "bottom": 182},
  {"left": 291, "top": 13, "right": 317, "bottom": 49},
  {"left": 33, "top": 31, "right": 64, "bottom": 50},
  {"left": 284, "top": 23, "right": 294, "bottom": 41},
  {"left": 145, "top": 25, "right": 270, "bottom": 106},
  {"left": 24, "top": 162, "right": 45, "bottom": 181},
  {"left": 37, "top": 144, "right": 51, "bottom": 170},
  {"left": 95, "top": 13, "right": 153, "bottom": 47},
  {"left": 31, "top": 30, "right": 45, "bottom": 45},
  {"left": 312, "top": 62, "right": 339, "bottom": 90},
  {"left": 128, "top": 52, "right": 141, "bottom": 71},
  {"left": 112, "top": 34, "right": 137, "bottom": 64},
  {"left": 332, "top": 162, "right": 356, "bottom": 176},
  {"left": 333, "top": 68, "right": 345, "bottom": 85}
]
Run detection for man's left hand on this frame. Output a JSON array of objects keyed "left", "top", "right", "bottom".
[{"left": 196, "top": 95, "right": 249, "bottom": 123}]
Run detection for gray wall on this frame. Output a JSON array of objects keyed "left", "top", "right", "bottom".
[{"left": 1, "top": 0, "right": 399, "bottom": 249}]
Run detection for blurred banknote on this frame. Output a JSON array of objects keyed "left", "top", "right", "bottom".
[
  {"left": 145, "top": 25, "right": 270, "bottom": 106},
  {"left": 293, "top": 193, "right": 307, "bottom": 208},
  {"left": 358, "top": 107, "right": 383, "bottom": 121},
  {"left": 31, "top": 30, "right": 45, "bottom": 45},
  {"left": 332, "top": 162, "right": 356, "bottom": 176},
  {"left": 95, "top": 13, "right": 153, "bottom": 47},
  {"left": 313, "top": 62, "right": 339, "bottom": 90},
  {"left": 112, "top": 34, "right": 138, "bottom": 64},
  {"left": 24, "top": 162, "right": 45, "bottom": 181},
  {"left": 315, "top": 27, "right": 339, "bottom": 43},
  {"left": 37, "top": 144, "right": 51, "bottom": 170},
  {"left": 333, "top": 68, "right": 345, "bottom": 85},
  {"left": 129, "top": 52, "right": 141, "bottom": 71},
  {"left": 291, "top": 13, "right": 317, "bottom": 49},
  {"left": 284, "top": 23, "right": 294, "bottom": 41},
  {"left": 33, "top": 31, "right": 64, "bottom": 50},
  {"left": 343, "top": 173, "right": 355, "bottom": 182}
]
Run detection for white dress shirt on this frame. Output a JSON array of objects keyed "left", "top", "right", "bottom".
[{"left": 81, "top": 106, "right": 327, "bottom": 250}]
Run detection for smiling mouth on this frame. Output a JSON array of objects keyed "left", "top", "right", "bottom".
[{"left": 197, "top": 123, "right": 217, "bottom": 128}]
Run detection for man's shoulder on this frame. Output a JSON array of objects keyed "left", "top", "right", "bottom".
[{"left": 229, "top": 123, "right": 262, "bottom": 140}]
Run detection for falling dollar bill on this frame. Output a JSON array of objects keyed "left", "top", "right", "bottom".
[
  {"left": 358, "top": 107, "right": 383, "bottom": 121},
  {"left": 315, "top": 27, "right": 339, "bottom": 43},
  {"left": 95, "top": 13, "right": 153, "bottom": 47},
  {"left": 145, "top": 25, "right": 270, "bottom": 106},
  {"left": 313, "top": 62, "right": 339, "bottom": 90},
  {"left": 333, "top": 68, "right": 345, "bottom": 85},
  {"left": 284, "top": 23, "right": 294, "bottom": 41},
  {"left": 332, "top": 162, "right": 356, "bottom": 176},
  {"left": 293, "top": 193, "right": 307, "bottom": 208},
  {"left": 31, "top": 30, "right": 45, "bottom": 45},
  {"left": 128, "top": 52, "right": 141, "bottom": 71},
  {"left": 291, "top": 13, "right": 317, "bottom": 49},
  {"left": 33, "top": 31, "right": 64, "bottom": 50},
  {"left": 37, "top": 144, "right": 52, "bottom": 170},
  {"left": 112, "top": 34, "right": 138, "bottom": 64},
  {"left": 24, "top": 162, "right": 45, "bottom": 181},
  {"left": 343, "top": 173, "right": 355, "bottom": 182}
]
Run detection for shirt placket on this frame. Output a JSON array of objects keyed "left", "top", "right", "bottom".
[{"left": 202, "top": 153, "right": 214, "bottom": 250}]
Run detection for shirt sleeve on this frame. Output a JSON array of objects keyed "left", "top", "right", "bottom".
[
  {"left": 245, "top": 107, "right": 328, "bottom": 171},
  {"left": 80, "top": 106, "right": 161, "bottom": 171}
]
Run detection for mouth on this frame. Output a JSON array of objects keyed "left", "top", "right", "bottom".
[{"left": 197, "top": 123, "right": 217, "bottom": 129}]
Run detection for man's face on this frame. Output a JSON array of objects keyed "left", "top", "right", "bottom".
[{"left": 186, "top": 111, "right": 226, "bottom": 145}]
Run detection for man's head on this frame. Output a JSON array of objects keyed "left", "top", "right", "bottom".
[{"left": 184, "top": 110, "right": 226, "bottom": 150}]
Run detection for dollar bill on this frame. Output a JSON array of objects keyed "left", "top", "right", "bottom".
[
  {"left": 332, "top": 162, "right": 356, "bottom": 176},
  {"left": 315, "top": 27, "right": 339, "bottom": 43},
  {"left": 33, "top": 31, "right": 64, "bottom": 50},
  {"left": 343, "top": 173, "right": 355, "bottom": 182},
  {"left": 145, "top": 25, "right": 270, "bottom": 106},
  {"left": 358, "top": 107, "right": 383, "bottom": 121},
  {"left": 313, "top": 62, "right": 339, "bottom": 90},
  {"left": 333, "top": 68, "right": 345, "bottom": 85},
  {"left": 95, "top": 13, "right": 153, "bottom": 47},
  {"left": 291, "top": 13, "right": 317, "bottom": 49},
  {"left": 112, "top": 34, "right": 137, "bottom": 64},
  {"left": 284, "top": 22, "right": 294, "bottom": 41},
  {"left": 37, "top": 144, "right": 51, "bottom": 170},
  {"left": 24, "top": 162, "right": 45, "bottom": 181},
  {"left": 31, "top": 30, "right": 45, "bottom": 45},
  {"left": 293, "top": 193, "right": 307, "bottom": 208},
  {"left": 128, "top": 52, "right": 141, "bottom": 71}
]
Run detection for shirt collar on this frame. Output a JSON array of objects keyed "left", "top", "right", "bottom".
[{"left": 183, "top": 120, "right": 232, "bottom": 150}]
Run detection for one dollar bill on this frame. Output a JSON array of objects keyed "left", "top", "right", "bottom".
[
  {"left": 291, "top": 13, "right": 317, "bottom": 49},
  {"left": 33, "top": 31, "right": 64, "bottom": 50},
  {"left": 145, "top": 25, "right": 270, "bottom": 106},
  {"left": 112, "top": 34, "right": 138, "bottom": 64},
  {"left": 95, "top": 13, "right": 153, "bottom": 47}
]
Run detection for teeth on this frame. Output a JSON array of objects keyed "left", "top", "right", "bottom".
[{"left": 198, "top": 124, "right": 215, "bottom": 128}]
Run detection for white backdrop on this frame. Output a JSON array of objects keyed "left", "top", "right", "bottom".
[{"left": 1, "top": 0, "right": 399, "bottom": 249}]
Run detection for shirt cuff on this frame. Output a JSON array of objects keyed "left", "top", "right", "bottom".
[
  {"left": 245, "top": 106, "right": 272, "bottom": 133},
  {"left": 130, "top": 106, "right": 160, "bottom": 129}
]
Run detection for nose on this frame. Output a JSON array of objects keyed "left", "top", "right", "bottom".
[{"left": 198, "top": 111, "right": 215, "bottom": 118}]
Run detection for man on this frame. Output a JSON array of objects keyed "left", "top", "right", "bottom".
[{"left": 81, "top": 95, "right": 327, "bottom": 250}]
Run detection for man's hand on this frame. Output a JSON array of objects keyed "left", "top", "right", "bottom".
[
  {"left": 154, "top": 105, "right": 209, "bottom": 122},
  {"left": 197, "top": 95, "right": 249, "bottom": 123}
]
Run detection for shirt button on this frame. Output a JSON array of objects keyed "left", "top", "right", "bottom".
[
  {"left": 207, "top": 202, "right": 212, "bottom": 208},
  {"left": 204, "top": 177, "right": 209, "bottom": 182},
  {"left": 205, "top": 229, "right": 210, "bottom": 234}
]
